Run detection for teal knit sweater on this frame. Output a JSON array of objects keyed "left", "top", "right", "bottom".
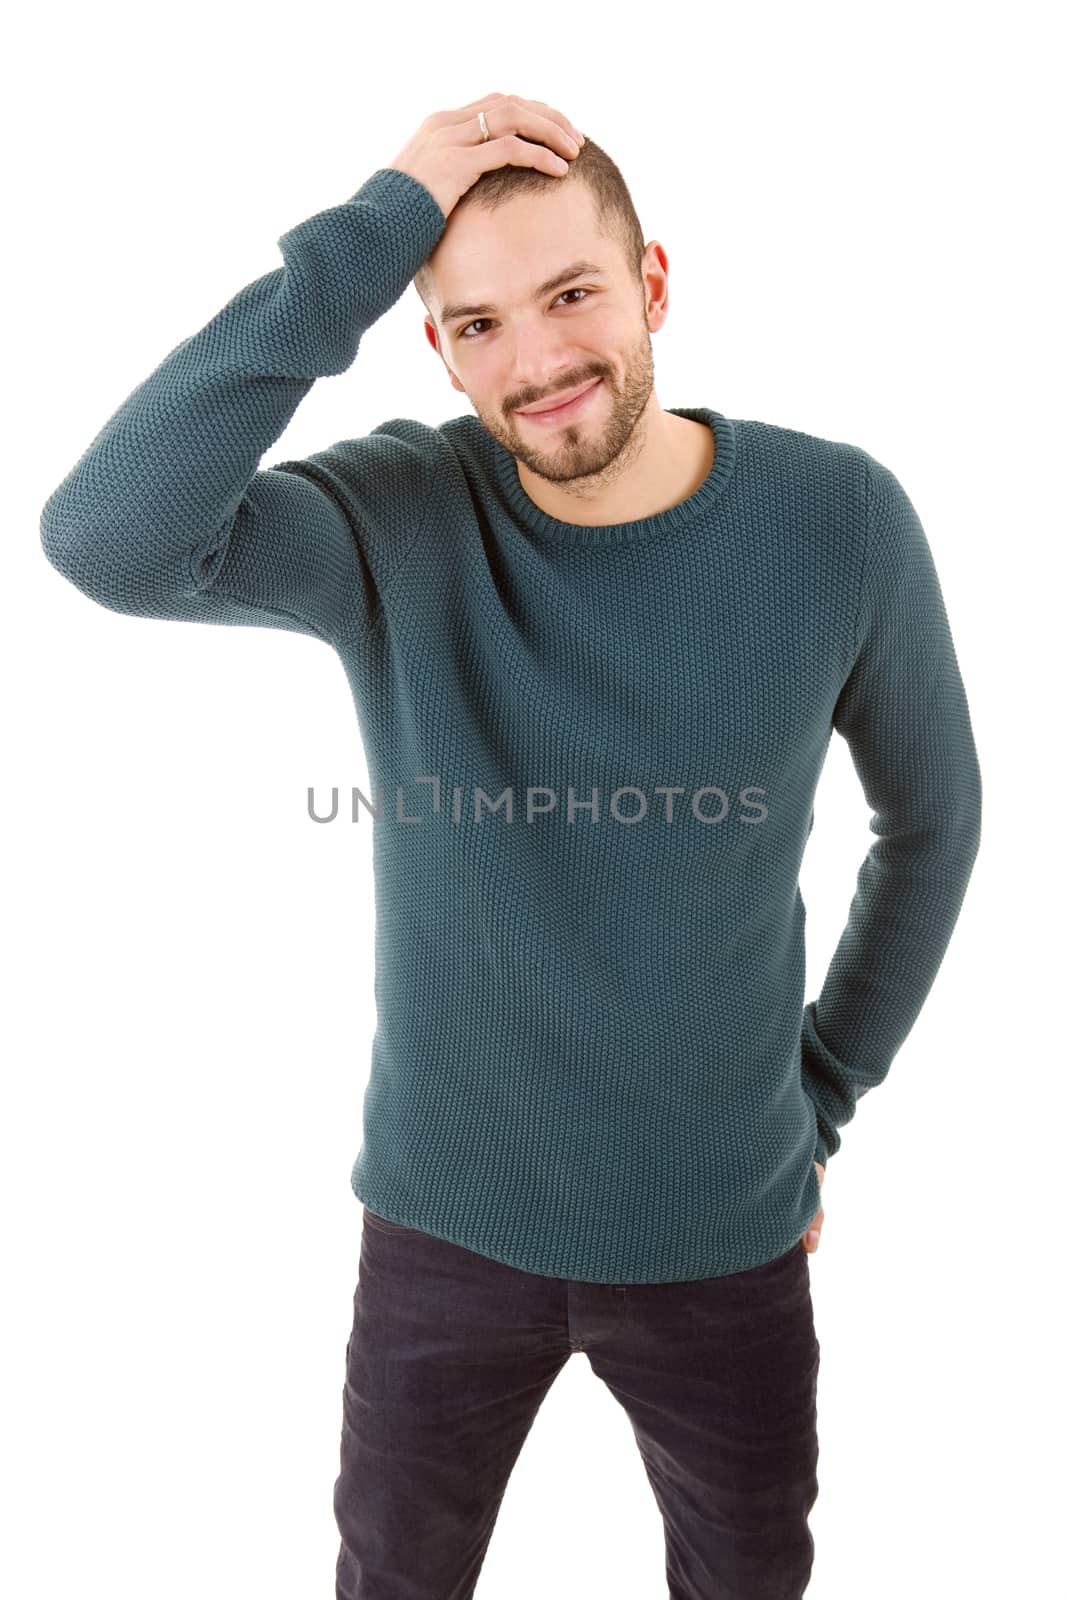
[{"left": 39, "top": 167, "right": 982, "bottom": 1283}]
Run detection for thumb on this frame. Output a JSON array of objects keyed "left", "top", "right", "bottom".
[{"left": 804, "top": 1161, "right": 824, "bottom": 1250}]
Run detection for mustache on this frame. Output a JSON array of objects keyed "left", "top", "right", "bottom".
[{"left": 508, "top": 373, "right": 606, "bottom": 413}]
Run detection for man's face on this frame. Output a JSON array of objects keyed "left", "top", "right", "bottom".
[{"left": 423, "top": 181, "right": 658, "bottom": 485}]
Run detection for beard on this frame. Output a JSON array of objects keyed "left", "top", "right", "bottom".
[{"left": 480, "top": 325, "right": 656, "bottom": 492}]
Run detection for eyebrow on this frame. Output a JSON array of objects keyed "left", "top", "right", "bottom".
[{"left": 438, "top": 262, "right": 607, "bottom": 327}]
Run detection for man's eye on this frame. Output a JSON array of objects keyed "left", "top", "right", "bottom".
[{"left": 458, "top": 287, "right": 591, "bottom": 341}]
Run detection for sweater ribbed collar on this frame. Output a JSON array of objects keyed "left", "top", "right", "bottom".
[{"left": 488, "top": 406, "right": 737, "bottom": 548}]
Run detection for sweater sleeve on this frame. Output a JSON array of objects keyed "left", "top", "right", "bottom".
[
  {"left": 39, "top": 167, "right": 447, "bottom": 649},
  {"left": 800, "top": 451, "right": 983, "bottom": 1167}
]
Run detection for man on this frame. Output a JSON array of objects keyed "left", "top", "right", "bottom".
[{"left": 40, "top": 92, "right": 981, "bottom": 1600}]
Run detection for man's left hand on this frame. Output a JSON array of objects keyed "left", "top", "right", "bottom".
[{"left": 803, "top": 1161, "right": 825, "bottom": 1253}]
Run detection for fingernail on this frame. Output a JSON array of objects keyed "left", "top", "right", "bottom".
[{"left": 805, "top": 1230, "right": 820, "bottom": 1247}]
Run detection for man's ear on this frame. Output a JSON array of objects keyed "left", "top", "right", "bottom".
[{"left": 423, "top": 318, "right": 466, "bottom": 395}]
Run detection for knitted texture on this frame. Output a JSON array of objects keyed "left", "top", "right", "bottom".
[{"left": 40, "top": 167, "right": 982, "bottom": 1282}]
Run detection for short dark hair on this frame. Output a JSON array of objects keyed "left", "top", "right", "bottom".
[{"left": 414, "top": 136, "right": 647, "bottom": 319}]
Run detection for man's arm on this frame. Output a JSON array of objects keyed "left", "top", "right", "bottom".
[
  {"left": 801, "top": 450, "right": 983, "bottom": 1165},
  {"left": 39, "top": 167, "right": 448, "bottom": 650}
]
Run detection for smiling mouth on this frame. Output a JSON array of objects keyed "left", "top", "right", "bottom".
[{"left": 516, "top": 379, "right": 602, "bottom": 425}]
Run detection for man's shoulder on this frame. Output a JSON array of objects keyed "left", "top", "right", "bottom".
[
  {"left": 734, "top": 413, "right": 869, "bottom": 472},
  {"left": 731, "top": 413, "right": 872, "bottom": 516},
  {"left": 342, "top": 408, "right": 493, "bottom": 476},
  {"left": 269, "top": 414, "right": 455, "bottom": 503}
]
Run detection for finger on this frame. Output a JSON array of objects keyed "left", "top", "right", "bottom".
[
  {"left": 804, "top": 1195, "right": 824, "bottom": 1249},
  {"left": 464, "top": 97, "right": 584, "bottom": 158},
  {"left": 467, "top": 93, "right": 584, "bottom": 148},
  {"left": 524, "top": 99, "right": 586, "bottom": 147},
  {"left": 467, "top": 123, "right": 577, "bottom": 179},
  {"left": 449, "top": 92, "right": 575, "bottom": 133}
]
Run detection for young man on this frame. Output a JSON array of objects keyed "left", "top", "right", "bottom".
[{"left": 40, "top": 92, "right": 981, "bottom": 1600}]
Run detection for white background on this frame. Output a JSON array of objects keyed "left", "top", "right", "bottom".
[{"left": 8, "top": 1, "right": 1061, "bottom": 1595}]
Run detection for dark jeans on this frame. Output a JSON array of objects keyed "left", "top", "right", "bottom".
[{"left": 335, "top": 1206, "right": 821, "bottom": 1600}]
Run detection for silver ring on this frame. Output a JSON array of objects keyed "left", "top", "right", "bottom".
[{"left": 478, "top": 110, "right": 491, "bottom": 142}]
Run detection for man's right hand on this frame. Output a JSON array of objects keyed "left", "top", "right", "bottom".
[{"left": 387, "top": 93, "right": 586, "bottom": 221}]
